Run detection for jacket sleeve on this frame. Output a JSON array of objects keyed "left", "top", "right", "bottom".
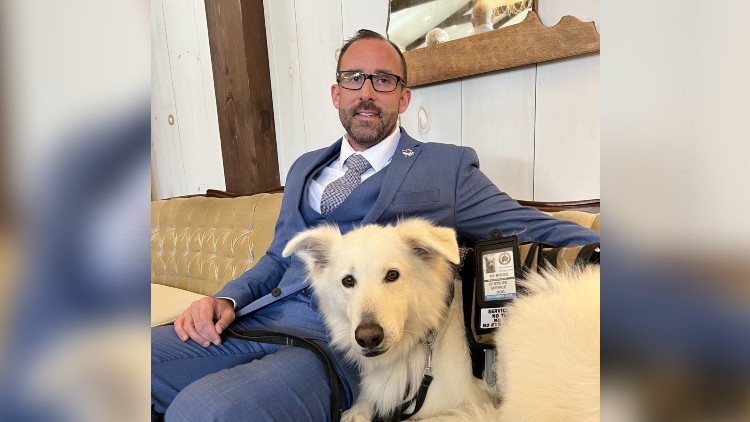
[
  {"left": 212, "top": 163, "right": 304, "bottom": 309},
  {"left": 453, "top": 147, "right": 600, "bottom": 246}
]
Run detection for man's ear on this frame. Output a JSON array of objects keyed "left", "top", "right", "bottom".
[
  {"left": 398, "top": 87, "right": 411, "bottom": 114},
  {"left": 331, "top": 84, "right": 340, "bottom": 109},
  {"left": 396, "top": 218, "right": 459, "bottom": 264},
  {"left": 282, "top": 225, "right": 342, "bottom": 273}
]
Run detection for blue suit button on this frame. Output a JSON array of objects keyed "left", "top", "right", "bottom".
[{"left": 271, "top": 288, "right": 281, "bottom": 297}]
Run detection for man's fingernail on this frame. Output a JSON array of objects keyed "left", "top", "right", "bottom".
[{"left": 203, "top": 341, "right": 210, "bottom": 347}]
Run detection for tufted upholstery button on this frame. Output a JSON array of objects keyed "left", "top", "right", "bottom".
[{"left": 271, "top": 288, "right": 281, "bottom": 297}]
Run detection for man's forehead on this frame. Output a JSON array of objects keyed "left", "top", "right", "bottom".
[{"left": 339, "top": 39, "right": 401, "bottom": 73}]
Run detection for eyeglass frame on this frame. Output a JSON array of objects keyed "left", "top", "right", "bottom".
[{"left": 335, "top": 71, "right": 407, "bottom": 92}]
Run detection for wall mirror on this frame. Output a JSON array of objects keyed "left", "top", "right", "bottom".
[
  {"left": 390, "top": 0, "right": 600, "bottom": 87},
  {"left": 388, "top": 0, "right": 534, "bottom": 51}
]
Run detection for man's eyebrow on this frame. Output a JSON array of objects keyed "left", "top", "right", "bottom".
[{"left": 339, "top": 69, "right": 398, "bottom": 75}]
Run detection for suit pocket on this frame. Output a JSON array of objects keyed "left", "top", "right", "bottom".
[{"left": 392, "top": 189, "right": 440, "bottom": 205}]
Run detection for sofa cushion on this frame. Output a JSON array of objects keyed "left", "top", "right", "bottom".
[
  {"left": 151, "top": 193, "right": 283, "bottom": 296},
  {"left": 151, "top": 283, "right": 207, "bottom": 327}
]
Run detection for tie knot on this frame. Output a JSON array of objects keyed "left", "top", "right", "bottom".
[{"left": 344, "top": 154, "right": 371, "bottom": 175}]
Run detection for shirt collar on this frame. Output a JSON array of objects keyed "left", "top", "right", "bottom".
[{"left": 339, "top": 125, "right": 401, "bottom": 172}]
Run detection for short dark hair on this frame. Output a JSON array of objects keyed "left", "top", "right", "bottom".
[{"left": 337, "top": 29, "right": 408, "bottom": 85}]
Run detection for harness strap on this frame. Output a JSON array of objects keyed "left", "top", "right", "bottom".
[
  {"left": 575, "top": 242, "right": 600, "bottom": 266},
  {"left": 372, "top": 373, "right": 434, "bottom": 422},
  {"left": 226, "top": 328, "right": 345, "bottom": 422},
  {"left": 398, "top": 373, "right": 434, "bottom": 420}
]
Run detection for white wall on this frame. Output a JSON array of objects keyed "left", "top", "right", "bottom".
[
  {"left": 263, "top": 0, "right": 389, "bottom": 183},
  {"left": 151, "top": 0, "right": 224, "bottom": 199},
  {"left": 152, "top": 0, "right": 600, "bottom": 201}
]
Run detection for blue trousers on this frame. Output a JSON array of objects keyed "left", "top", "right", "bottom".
[{"left": 151, "top": 295, "right": 357, "bottom": 421}]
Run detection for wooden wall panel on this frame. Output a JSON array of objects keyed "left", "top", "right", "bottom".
[
  {"left": 205, "top": 0, "right": 280, "bottom": 195},
  {"left": 294, "top": 0, "right": 344, "bottom": 153},
  {"left": 462, "top": 65, "right": 537, "bottom": 200},
  {"left": 263, "top": 0, "right": 306, "bottom": 184},
  {"left": 192, "top": 0, "right": 223, "bottom": 171},
  {"left": 532, "top": 0, "right": 600, "bottom": 201},
  {"left": 159, "top": 0, "right": 225, "bottom": 196},
  {"left": 152, "top": 0, "right": 225, "bottom": 199},
  {"left": 400, "top": 80, "right": 462, "bottom": 145},
  {"left": 151, "top": 0, "right": 187, "bottom": 199},
  {"left": 534, "top": 53, "right": 600, "bottom": 201}
]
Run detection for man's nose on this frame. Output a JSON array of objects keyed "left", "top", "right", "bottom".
[{"left": 359, "top": 78, "right": 377, "bottom": 98}]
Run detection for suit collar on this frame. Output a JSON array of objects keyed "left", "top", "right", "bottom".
[
  {"left": 284, "top": 139, "right": 342, "bottom": 226},
  {"left": 300, "top": 138, "right": 342, "bottom": 180}
]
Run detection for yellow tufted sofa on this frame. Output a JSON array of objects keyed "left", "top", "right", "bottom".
[
  {"left": 150, "top": 192, "right": 599, "bottom": 327},
  {"left": 151, "top": 192, "right": 283, "bottom": 326}
]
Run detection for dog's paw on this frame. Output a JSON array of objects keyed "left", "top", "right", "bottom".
[{"left": 341, "top": 402, "right": 373, "bottom": 422}]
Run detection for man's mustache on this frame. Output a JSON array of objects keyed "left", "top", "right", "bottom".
[{"left": 352, "top": 101, "right": 381, "bottom": 116}]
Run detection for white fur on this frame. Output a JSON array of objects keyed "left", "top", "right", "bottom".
[
  {"left": 283, "top": 218, "right": 495, "bottom": 421},
  {"left": 283, "top": 219, "right": 600, "bottom": 421},
  {"left": 493, "top": 266, "right": 601, "bottom": 421}
]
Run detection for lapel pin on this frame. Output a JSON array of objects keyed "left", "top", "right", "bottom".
[{"left": 401, "top": 148, "right": 414, "bottom": 157}]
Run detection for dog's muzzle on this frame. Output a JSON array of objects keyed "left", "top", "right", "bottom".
[{"left": 355, "top": 322, "right": 388, "bottom": 356}]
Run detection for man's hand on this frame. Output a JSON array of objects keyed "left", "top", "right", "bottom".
[{"left": 174, "top": 297, "right": 235, "bottom": 347}]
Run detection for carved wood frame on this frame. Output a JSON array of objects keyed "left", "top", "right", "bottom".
[{"left": 402, "top": 11, "right": 600, "bottom": 87}]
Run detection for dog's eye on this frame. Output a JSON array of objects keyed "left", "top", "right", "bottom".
[
  {"left": 342, "top": 275, "right": 356, "bottom": 288},
  {"left": 385, "top": 270, "right": 399, "bottom": 282}
]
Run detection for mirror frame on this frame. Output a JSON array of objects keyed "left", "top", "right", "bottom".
[{"left": 401, "top": 10, "right": 600, "bottom": 87}]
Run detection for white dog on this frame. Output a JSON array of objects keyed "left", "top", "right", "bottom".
[
  {"left": 283, "top": 218, "right": 495, "bottom": 421},
  {"left": 494, "top": 265, "right": 600, "bottom": 422},
  {"left": 283, "top": 218, "right": 600, "bottom": 421}
]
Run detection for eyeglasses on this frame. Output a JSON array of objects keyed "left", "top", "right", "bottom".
[{"left": 336, "top": 71, "right": 406, "bottom": 92}]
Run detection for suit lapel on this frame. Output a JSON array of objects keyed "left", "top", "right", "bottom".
[
  {"left": 362, "top": 129, "right": 421, "bottom": 224},
  {"left": 299, "top": 139, "right": 342, "bottom": 183},
  {"left": 286, "top": 138, "right": 342, "bottom": 224}
]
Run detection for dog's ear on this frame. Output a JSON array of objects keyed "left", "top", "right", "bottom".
[
  {"left": 282, "top": 225, "right": 341, "bottom": 270},
  {"left": 397, "top": 218, "right": 460, "bottom": 264}
]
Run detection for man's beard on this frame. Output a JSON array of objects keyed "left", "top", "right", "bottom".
[{"left": 339, "top": 101, "right": 398, "bottom": 149}]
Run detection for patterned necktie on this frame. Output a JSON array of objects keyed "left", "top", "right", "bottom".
[{"left": 320, "top": 154, "right": 372, "bottom": 216}]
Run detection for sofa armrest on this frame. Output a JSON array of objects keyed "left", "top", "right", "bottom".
[{"left": 151, "top": 284, "right": 207, "bottom": 327}]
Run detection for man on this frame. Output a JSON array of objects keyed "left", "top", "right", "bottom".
[
  {"left": 470, "top": 1, "right": 495, "bottom": 34},
  {"left": 152, "top": 29, "right": 599, "bottom": 421},
  {"left": 425, "top": 27, "right": 449, "bottom": 46}
]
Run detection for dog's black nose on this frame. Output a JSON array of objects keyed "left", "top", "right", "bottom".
[{"left": 355, "top": 323, "right": 384, "bottom": 349}]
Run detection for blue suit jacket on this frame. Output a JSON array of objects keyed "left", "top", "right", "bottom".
[{"left": 216, "top": 128, "right": 599, "bottom": 316}]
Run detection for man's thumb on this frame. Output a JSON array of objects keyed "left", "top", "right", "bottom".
[{"left": 215, "top": 311, "right": 232, "bottom": 334}]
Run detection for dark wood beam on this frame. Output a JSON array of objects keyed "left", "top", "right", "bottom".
[{"left": 204, "top": 0, "right": 280, "bottom": 195}]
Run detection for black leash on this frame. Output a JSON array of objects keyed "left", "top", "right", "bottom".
[
  {"left": 226, "top": 328, "right": 345, "bottom": 422},
  {"left": 373, "top": 327, "right": 442, "bottom": 421}
]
